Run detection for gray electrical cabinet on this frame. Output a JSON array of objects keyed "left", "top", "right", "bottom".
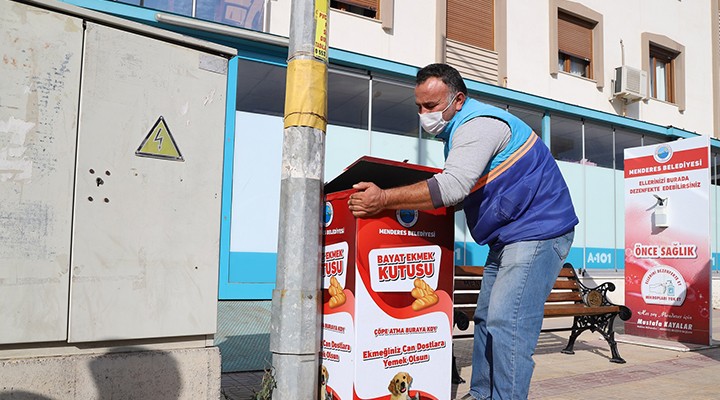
[
  {"left": 0, "top": 0, "right": 235, "bottom": 344},
  {"left": 0, "top": 0, "right": 83, "bottom": 344}
]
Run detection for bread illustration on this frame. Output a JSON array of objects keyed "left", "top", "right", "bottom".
[
  {"left": 411, "top": 278, "right": 438, "bottom": 311},
  {"left": 411, "top": 278, "right": 433, "bottom": 298},
  {"left": 328, "top": 276, "right": 346, "bottom": 308}
]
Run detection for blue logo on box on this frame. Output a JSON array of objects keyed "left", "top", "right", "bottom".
[
  {"left": 324, "top": 202, "right": 333, "bottom": 227},
  {"left": 396, "top": 209, "right": 418, "bottom": 228}
]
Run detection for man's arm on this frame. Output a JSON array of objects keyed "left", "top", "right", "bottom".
[
  {"left": 431, "top": 117, "right": 510, "bottom": 207},
  {"left": 349, "top": 117, "right": 510, "bottom": 218},
  {"left": 348, "top": 180, "right": 433, "bottom": 218}
]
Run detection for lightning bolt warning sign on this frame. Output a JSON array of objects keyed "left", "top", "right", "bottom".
[{"left": 135, "top": 116, "right": 184, "bottom": 161}]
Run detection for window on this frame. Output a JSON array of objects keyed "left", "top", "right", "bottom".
[
  {"left": 470, "top": 96, "right": 508, "bottom": 112},
  {"left": 116, "top": 0, "right": 192, "bottom": 17},
  {"left": 445, "top": 0, "right": 498, "bottom": 84},
  {"left": 550, "top": 115, "right": 582, "bottom": 163},
  {"left": 614, "top": 128, "right": 641, "bottom": 171},
  {"left": 649, "top": 44, "right": 678, "bottom": 103},
  {"left": 549, "top": 1, "right": 604, "bottom": 88},
  {"left": 716, "top": 2, "right": 720, "bottom": 140},
  {"left": 642, "top": 33, "right": 685, "bottom": 110},
  {"left": 447, "top": 0, "right": 494, "bottom": 51},
  {"left": 371, "top": 78, "right": 419, "bottom": 137},
  {"left": 506, "top": 104, "right": 543, "bottom": 137},
  {"left": 331, "top": 0, "right": 377, "bottom": 19},
  {"left": 115, "top": 0, "right": 265, "bottom": 30},
  {"left": 583, "top": 122, "right": 614, "bottom": 168},
  {"left": 327, "top": 69, "right": 370, "bottom": 130},
  {"left": 236, "top": 59, "right": 285, "bottom": 116},
  {"left": 642, "top": 134, "right": 671, "bottom": 147},
  {"left": 557, "top": 11, "right": 594, "bottom": 78},
  {"left": 196, "top": 0, "right": 265, "bottom": 29},
  {"left": 713, "top": 152, "right": 720, "bottom": 186}
]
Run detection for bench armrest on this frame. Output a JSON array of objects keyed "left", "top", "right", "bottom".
[{"left": 568, "top": 264, "right": 632, "bottom": 321}]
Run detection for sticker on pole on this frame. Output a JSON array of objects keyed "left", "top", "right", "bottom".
[
  {"left": 313, "top": 0, "right": 328, "bottom": 61},
  {"left": 135, "top": 116, "right": 184, "bottom": 161}
]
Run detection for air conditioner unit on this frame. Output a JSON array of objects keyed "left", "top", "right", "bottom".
[{"left": 613, "top": 66, "right": 648, "bottom": 101}]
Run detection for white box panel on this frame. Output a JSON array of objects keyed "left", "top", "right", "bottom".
[{"left": 0, "top": 0, "right": 83, "bottom": 344}]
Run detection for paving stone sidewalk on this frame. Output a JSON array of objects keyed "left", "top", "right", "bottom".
[{"left": 221, "top": 311, "right": 720, "bottom": 399}]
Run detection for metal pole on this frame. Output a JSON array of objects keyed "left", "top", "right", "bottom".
[{"left": 270, "top": 0, "right": 328, "bottom": 398}]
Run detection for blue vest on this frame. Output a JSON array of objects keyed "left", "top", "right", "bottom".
[{"left": 440, "top": 98, "right": 578, "bottom": 247}]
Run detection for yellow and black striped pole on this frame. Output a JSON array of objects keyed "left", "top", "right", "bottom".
[{"left": 270, "top": 0, "right": 328, "bottom": 398}]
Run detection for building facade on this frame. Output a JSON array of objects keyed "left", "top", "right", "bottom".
[{"left": 60, "top": 0, "right": 720, "bottom": 301}]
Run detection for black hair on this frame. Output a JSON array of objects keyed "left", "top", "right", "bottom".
[{"left": 416, "top": 63, "right": 468, "bottom": 95}]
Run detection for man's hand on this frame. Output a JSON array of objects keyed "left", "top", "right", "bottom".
[{"left": 348, "top": 182, "right": 387, "bottom": 218}]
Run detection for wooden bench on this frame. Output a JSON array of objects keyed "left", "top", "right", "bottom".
[{"left": 452, "top": 263, "right": 631, "bottom": 382}]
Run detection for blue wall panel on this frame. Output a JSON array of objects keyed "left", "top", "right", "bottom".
[
  {"left": 221, "top": 252, "right": 276, "bottom": 299},
  {"left": 565, "top": 247, "right": 584, "bottom": 269},
  {"left": 584, "top": 247, "right": 617, "bottom": 269},
  {"left": 228, "top": 252, "right": 277, "bottom": 283},
  {"left": 218, "top": 56, "right": 239, "bottom": 299}
]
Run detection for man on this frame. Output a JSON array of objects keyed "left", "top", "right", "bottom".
[{"left": 348, "top": 63, "right": 578, "bottom": 400}]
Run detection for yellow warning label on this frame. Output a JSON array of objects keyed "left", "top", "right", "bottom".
[{"left": 135, "top": 116, "right": 184, "bottom": 161}]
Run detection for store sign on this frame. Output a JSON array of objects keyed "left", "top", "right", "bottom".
[{"left": 624, "top": 136, "right": 711, "bottom": 345}]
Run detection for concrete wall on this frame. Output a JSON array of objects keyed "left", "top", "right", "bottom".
[{"left": 267, "top": 0, "right": 439, "bottom": 67}]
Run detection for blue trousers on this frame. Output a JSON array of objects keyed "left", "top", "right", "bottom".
[{"left": 468, "top": 230, "right": 574, "bottom": 400}]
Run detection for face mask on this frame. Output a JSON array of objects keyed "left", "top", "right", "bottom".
[{"left": 419, "top": 94, "right": 458, "bottom": 136}]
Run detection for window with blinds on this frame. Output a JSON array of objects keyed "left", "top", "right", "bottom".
[
  {"left": 447, "top": 0, "right": 494, "bottom": 51},
  {"left": 331, "top": 0, "right": 378, "bottom": 19},
  {"left": 557, "top": 10, "right": 595, "bottom": 78},
  {"left": 649, "top": 44, "right": 677, "bottom": 103}
]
